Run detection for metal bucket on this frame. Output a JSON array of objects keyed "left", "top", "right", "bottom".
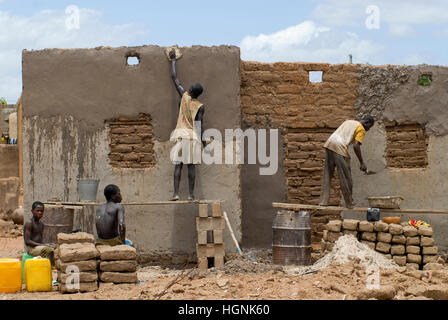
[
  {"left": 272, "top": 210, "right": 312, "bottom": 266},
  {"left": 77, "top": 179, "right": 99, "bottom": 202},
  {"left": 41, "top": 205, "right": 74, "bottom": 244}
]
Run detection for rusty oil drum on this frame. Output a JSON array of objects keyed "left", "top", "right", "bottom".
[
  {"left": 41, "top": 205, "right": 74, "bottom": 244},
  {"left": 272, "top": 210, "right": 312, "bottom": 266}
]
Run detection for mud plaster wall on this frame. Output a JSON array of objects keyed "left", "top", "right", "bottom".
[
  {"left": 0, "top": 145, "right": 19, "bottom": 179},
  {"left": 240, "top": 62, "right": 357, "bottom": 247},
  {"left": 22, "top": 45, "right": 242, "bottom": 260},
  {"left": 1, "top": 104, "right": 16, "bottom": 135},
  {"left": 346, "top": 64, "right": 448, "bottom": 254}
]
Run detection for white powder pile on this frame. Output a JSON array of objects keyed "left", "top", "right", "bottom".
[{"left": 313, "top": 235, "right": 398, "bottom": 270}]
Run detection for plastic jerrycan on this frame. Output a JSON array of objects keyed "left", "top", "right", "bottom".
[
  {"left": 0, "top": 258, "right": 22, "bottom": 293},
  {"left": 25, "top": 257, "right": 52, "bottom": 292}
]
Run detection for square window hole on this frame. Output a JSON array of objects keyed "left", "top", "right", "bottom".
[
  {"left": 309, "top": 71, "right": 323, "bottom": 83},
  {"left": 127, "top": 56, "right": 140, "bottom": 66}
]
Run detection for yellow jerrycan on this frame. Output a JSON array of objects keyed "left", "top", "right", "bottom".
[
  {"left": 25, "top": 257, "right": 52, "bottom": 292},
  {"left": 0, "top": 258, "right": 22, "bottom": 293}
]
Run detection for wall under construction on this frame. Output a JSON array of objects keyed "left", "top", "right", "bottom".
[
  {"left": 241, "top": 62, "right": 448, "bottom": 254},
  {"left": 21, "top": 45, "right": 448, "bottom": 257},
  {"left": 22, "top": 45, "right": 242, "bottom": 263}
]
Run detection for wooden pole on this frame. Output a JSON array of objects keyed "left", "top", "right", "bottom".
[
  {"left": 272, "top": 202, "right": 448, "bottom": 215},
  {"left": 44, "top": 200, "right": 223, "bottom": 207},
  {"left": 17, "top": 95, "right": 23, "bottom": 206}
]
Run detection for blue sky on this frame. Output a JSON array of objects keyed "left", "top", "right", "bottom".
[{"left": 1, "top": 0, "right": 447, "bottom": 102}]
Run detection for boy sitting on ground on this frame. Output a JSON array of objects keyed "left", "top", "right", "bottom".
[
  {"left": 95, "top": 184, "right": 132, "bottom": 247},
  {"left": 23, "top": 201, "right": 56, "bottom": 261}
]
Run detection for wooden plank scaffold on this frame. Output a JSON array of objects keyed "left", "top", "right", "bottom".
[{"left": 272, "top": 203, "right": 448, "bottom": 215}]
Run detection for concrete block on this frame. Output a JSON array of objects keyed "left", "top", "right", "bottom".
[
  {"left": 374, "top": 221, "right": 389, "bottom": 232},
  {"left": 391, "top": 245, "right": 405, "bottom": 255},
  {"left": 212, "top": 202, "right": 223, "bottom": 217},
  {"left": 196, "top": 244, "right": 225, "bottom": 258},
  {"left": 393, "top": 255, "right": 407, "bottom": 266},
  {"left": 389, "top": 224, "right": 403, "bottom": 235},
  {"left": 196, "top": 217, "right": 225, "bottom": 231},
  {"left": 407, "top": 254, "right": 422, "bottom": 264},
  {"left": 418, "top": 226, "right": 433, "bottom": 237},
  {"left": 403, "top": 226, "right": 418, "bottom": 237},
  {"left": 56, "top": 259, "right": 98, "bottom": 272},
  {"left": 391, "top": 235, "right": 406, "bottom": 244},
  {"left": 342, "top": 219, "right": 359, "bottom": 231},
  {"left": 59, "top": 243, "right": 99, "bottom": 263},
  {"left": 199, "top": 204, "right": 209, "bottom": 218},
  {"left": 326, "top": 220, "right": 342, "bottom": 232},
  {"left": 100, "top": 260, "right": 137, "bottom": 272},
  {"left": 376, "top": 242, "right": 391, "bottom": 254},
  {"left": 423, "top": 255, "right": 439, "bottom": 264},
  {"left": 97, "top": 245, "right": 137, "bottom": 261},
  {"left": 58, "top": 271, "right": 98, "bottom": 283},
  {"left": 420, "top": 237, "right": 435, "bottom": 247},
  {"left": 377, "top": 232, "right": 392, "bottom": 243},
  {"left": 100, "top": 272, "right": 138, "bottom": 283},
  {"left": 57, "top": 232, "right": 95, "bottom": 245},
  {"left": 406, "top": 236, "right": 420, "bottom": 246},
  {"left": 422, "top": 247, "right": 438, "bottom": 255},
  {"left": 358, "top": 221, "right": 374, "bottom": 232},
  {"left": 406, "top": 246, "right": 421, "bottom": 255},
  {"left": 361, "top": 232, "right": 377, "bottom": 242}
]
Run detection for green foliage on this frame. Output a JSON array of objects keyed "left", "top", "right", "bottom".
[
  {"left": 418, "top": 75, "right": 431, "bottom": 86},
  {"left": 0, "top": 97, "right": 7, "bottom": 104}
]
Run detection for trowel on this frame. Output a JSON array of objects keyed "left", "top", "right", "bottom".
[{"left": 364, "top": 169, "right": 376, "bottom": 176}]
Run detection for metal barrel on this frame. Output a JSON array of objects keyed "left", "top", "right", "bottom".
[
  {"left": 41, "top": 205, "right": 74, "bottom": 244},
  {"left": 272, "top": 210, "right": 312, "bottom": 266}
]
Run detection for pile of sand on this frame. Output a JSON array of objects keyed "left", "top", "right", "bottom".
[{"left": 313, "top": 235, "right": 398, "bottom": 270}]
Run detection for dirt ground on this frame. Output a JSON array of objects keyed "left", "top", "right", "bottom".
[{"left": 2, "top": 224, "right": 448, "bottom": 300}]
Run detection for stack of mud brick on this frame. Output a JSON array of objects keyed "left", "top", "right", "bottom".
[
  {"left": 55, "top": 232, "right": 99, "bottom": 294},
  {"left": 196, "top": 202, "right": 225, "bottom": 270},
  {"left": 96, "top": 245, "right": 138, "bottom": 284},
  {"left": 322, "top": 219, "right": 439, "bottom": 270}
]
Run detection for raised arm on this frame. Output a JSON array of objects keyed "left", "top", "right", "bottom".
[
  {"left": 169, "top": 50, "right": 186, "bottom": 97},
  {"left": 117, "top": 204, "right": 126, "bottom": 243},
  {"left": 353, "top": 141, "right": 367, "bottom": 172}
]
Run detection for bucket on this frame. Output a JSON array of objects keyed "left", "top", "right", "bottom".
[
  {"left": 78, "top": 179, "right": 99, "bottom": 202},
  {"left": 272, "top": 210, "right": 312, "bottom": 266}
]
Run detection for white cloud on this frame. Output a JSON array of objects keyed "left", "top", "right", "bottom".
[
  {"left": 0, "top": 8, "right": 148, "bottom": 102},
  {"left": 388, "top": 24, "right": 414, "bottom": 38},
  {"left": 312, "top": 0, "right": 448, "bottom": 28},
  {"left": 240, "top": 21, "right": 383, "bottom": 64}
]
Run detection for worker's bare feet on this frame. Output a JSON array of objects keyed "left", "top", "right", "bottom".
[
  {"left": 170, "top": 195, "right": 180, "bottom": 201},
  {"left": 346, "top": 202, "right": 356, "bottom": 209},
  {"left": 188, "top": 195, "right": 195, "bottom": 201}
]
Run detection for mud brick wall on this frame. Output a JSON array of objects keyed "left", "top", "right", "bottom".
[
  {"left": 384, "top": 121, "right": 428, "bottom": 168},
  {"left": 241, "top": 62, "right": 358, "bottom": 243},
  {"left": 108, "top": 114, "right": 155, "bottom": 168}
]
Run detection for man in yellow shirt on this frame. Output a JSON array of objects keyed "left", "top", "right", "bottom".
[{"left": 319, "top": 115, "right": 375, "bottom": 208}]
